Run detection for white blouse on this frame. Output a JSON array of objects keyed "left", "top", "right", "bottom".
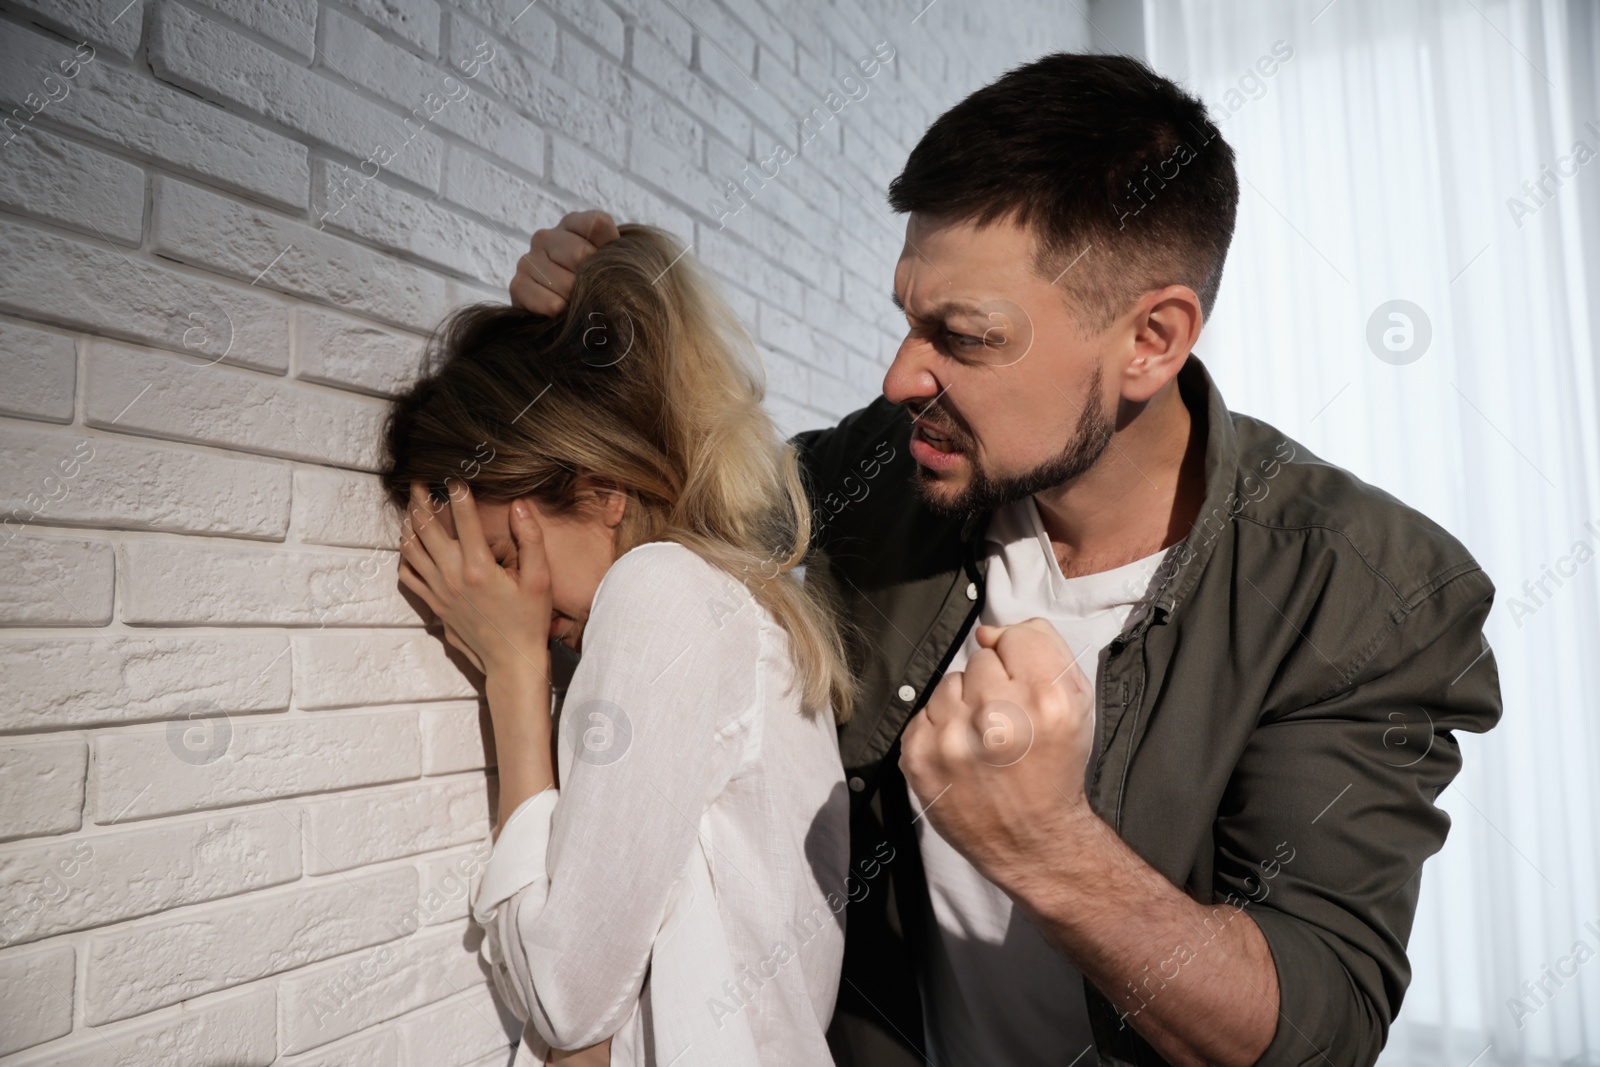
[{"left": 472, "top": 540, "right": 849, "bottom": 1067}]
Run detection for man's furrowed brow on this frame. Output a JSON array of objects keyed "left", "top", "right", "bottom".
[{"left": 893, "top": 291, "right": 987, "bottom": 323}]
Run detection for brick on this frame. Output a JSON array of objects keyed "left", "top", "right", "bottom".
[
  {"left": 449, "top": 0, "right": 557, "bottom": 68},
  {"left": 631, "top": 129, "right": 719, "bottom": 217},
  {"left": 447, "top": 15, "right": 625, "bottom": 165},
  {"left": 395, "top": 981, "right": 519, "bottom": 1067},
  {"left": 420, "top": 701, "right": 490, "bottom": 776},
  {"left": 186, "top": 0, "right": 319, "bottom": 59},
  {"left": 550, "top": 137, "right": 694, "bottom": 240},
  {"left": 722, "top": 0, "right": 796, "bottom": 71},
  {"left": 312, "top": 161, "right": 526, "bottom": 288},
  {"left": 276, "top": 1026, "right": 397, "bottom": 1067},
  {"left": 0, "top": 424, "right": 292, "bottom": 540},
  {"left": 0, "top": 22, "right": 308, "bottom": 209},
  {"left": 443, "top": 153, "right": 568, "bottom": 245},
  {"left": 84, "top": 867, "right": 420, "bottom": 1023},
  {"left": 0, "top": 217, "right": 291, "bottom": 374},
  {"left": 413, "top": 842, "right": 491, "bottom": 927},
  {"left": 150, "top": 3, "right": 442, "bottom": 191},
  {"left": 695, "top": 25, "right": 771, "bottom": 130},
  {"left": 293, "top": 467, "right": 403, "bottom": 549},
  {"left": 606, "top": 0, "right": 692, "bottom": 62},
  {"left": 321, "top": 10, "right": 543, "bottom": 175},
  {"left": 5, "top": 986, "right": 276, "bottom": 1067},
  {"left": 149, "top": 177, "right": 452, "bottom": 334},
  {"left": 631, "top": 29, "right": 753, "bottom": 153},
  {"left": 802, "top": 284, "right": 853, "bottom": 349},
  {"left": 813, "top": 363, "right": 869, "bottom": 414},
  {"left": 0, "top": 739, "right": 88, "bottom": 842},
  {"left": 0, "top": 317, "right": 75, "bottom": 423},
  {"left": 0, "top": 944, "right": 74, "bottom": 1055},
  {"left": 542, "top": 0, "right": 624, "bottom": 59},
  {"left": 7, "top": 0, "right": 143, "bottom": 58},
  {"left": 293, "top": 630, "right": 476, "bottom": 709},
  {"left": 301, "top": 777, "right": 490, "bottom": 874},
  {"left": 759, "top": 299, "right": 815, "bottom": 361},
  {"left": 0, "top": 126, "right": 144, "bottom": 245},
  {"left": 294, "top": 305, "right": 425, "bottom": 398},
  {"left": 671, "top": 0, "right": 757, "bottom": 80},
  {"left": 94, "top": 707, "right": 422, "bottom": 822},
  {"left": 559, "top": 35, "right": 702, "bottom": 162},
  {"left": 0, "top": 811, "right": 300, "bottom": 947},
  {"left": 0, "top": 534, "right": 114, "bottom": 625},
  {"left": 344, "top": 0, "right": 441, "bottom": 54},
  {"left": 698, "top": 225, "right": 802, "bottom": 309},
  {"left": 277, "top": 920, "right": 487, "bottom": 1053},
  {"left": 83, "top": 339, "right": 389, "bottom": 471},
  {"left": 0, "top": 632, "right": 290, "bottom": 732},
  {"left": 760, "top": 347, "right": 808, "bottom": 408},
  {"left": 743, "top": 205, "right": 842, "bottom": 298}
]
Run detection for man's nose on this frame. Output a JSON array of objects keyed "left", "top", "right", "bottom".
[{"left": 882, "top": 336, "right": 940, "bottom": 406}]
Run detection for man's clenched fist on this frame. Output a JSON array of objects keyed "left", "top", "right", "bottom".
[
  {"left": 899, "top": 618, "right": 1099, "bottom": 886},
  {"left": 509, "top": 209, "right": 621, "bottom": 315}
]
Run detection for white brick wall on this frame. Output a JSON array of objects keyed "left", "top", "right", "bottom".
[{"left": 0, "top": 0, "right": 1088, "bottom": 1061}]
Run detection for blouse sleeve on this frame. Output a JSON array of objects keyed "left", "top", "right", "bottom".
[{"left": 471, "top": 541, "right": 764, "bottom": 1050}]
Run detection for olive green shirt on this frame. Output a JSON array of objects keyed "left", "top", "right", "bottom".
[{"left": 796, "top": 355, "right": 1503, "bottom": 1067}]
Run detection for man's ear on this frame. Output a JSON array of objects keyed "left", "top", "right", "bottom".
[{"left": 1123, "top": 284, "right": 1203, "bottom": 403}]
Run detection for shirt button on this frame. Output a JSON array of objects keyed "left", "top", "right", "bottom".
[
  {"left": 848, "top": 776, "right": 866, "bottom": 792},
  {"left": 965, "top": 582, "right": 977, "bottom": 600},
  {"left": 898, "top": 684, "right": 916, "bottom": 702}
]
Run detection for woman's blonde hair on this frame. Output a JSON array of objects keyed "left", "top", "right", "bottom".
[{"left": 380, "top": 224, "right": 856, "bottom": 723}]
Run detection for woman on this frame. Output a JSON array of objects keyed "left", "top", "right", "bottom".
[{"left": 380, "top": 226, "right": 854, "bottom": 1065}]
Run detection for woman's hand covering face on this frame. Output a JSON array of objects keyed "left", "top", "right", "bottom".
[{"left": 397, "top": 479, "right": 555, "bottom": 678}]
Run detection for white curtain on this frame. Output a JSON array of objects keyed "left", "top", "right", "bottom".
[{"left": 1143, "top": 1, "right": 1600, "bottom": 1064}]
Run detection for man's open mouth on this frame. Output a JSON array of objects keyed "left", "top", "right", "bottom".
[
  {"left": 915, "top": 422, "right": 961, "bottom": 453},
  {"left": 909, "top": 417, "right": 968, "bottom": 475}
]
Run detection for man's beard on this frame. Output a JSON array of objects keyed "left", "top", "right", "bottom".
[{"left": 911, "top": 365, "right": 1114, "bottom": 518}]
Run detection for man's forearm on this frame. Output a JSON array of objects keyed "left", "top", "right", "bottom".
[{"left": 995, "top": 803, "right": 1280, "bottom": 1067}]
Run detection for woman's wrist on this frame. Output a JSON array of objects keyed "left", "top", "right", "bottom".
[
  {"left": 484, "top": 650, "right": 557, "bottom": 837},
  {"left": 485, "top": 657, "right": 553, "bottom": 746}
]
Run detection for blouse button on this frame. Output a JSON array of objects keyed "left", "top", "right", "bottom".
[
  {"left": 897, "top": 684, "right": 916, "bottom": 702},
  {"left": 965, "top": 582, "right": 977, "bottom": 600},
  {"left": 848, "top": 776, "right": 866, "bottom": 792}
]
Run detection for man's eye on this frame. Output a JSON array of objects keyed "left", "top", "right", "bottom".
[{"left": 941, "top": 328, "right": 984, "bottom": 352}]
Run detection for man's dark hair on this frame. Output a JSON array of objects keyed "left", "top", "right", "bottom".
[{"left": 887, "top": 52, "right": 1238, "bottom": 334}]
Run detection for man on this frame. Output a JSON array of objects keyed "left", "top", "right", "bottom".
[{"left": 509, "top": 53, "right": 1501, "bottom": 1067}]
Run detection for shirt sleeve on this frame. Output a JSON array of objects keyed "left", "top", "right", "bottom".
[
  {"left": 470, "top": 540, "right": 764, "bottom": 1050},
  {"left": 1212, "top": 565, "right": 1502, "bottom": 1066}
]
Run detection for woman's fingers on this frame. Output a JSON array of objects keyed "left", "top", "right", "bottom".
[
  {"left": 444, "top": 478, "right": 496, "bottom": 577},
  {"left": 398, "top": 510, "right": 443, "bottom": 588},
  {"left": 407, "top": 481, "right": 459, "bottom": 573},
  {"left": 397, "top": 557, "right": 440, "bottom": 615},
  {"left": 510, "top": 498, "right": 551, "bottom": 598}
]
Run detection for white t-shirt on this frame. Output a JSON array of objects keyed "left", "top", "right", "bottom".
[
  {"left": 472, "top": 541, "right": 849, "bottom": 1067},
  {"left": 911, "top": 496, "right": 1172, "bottom": 1067}
]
